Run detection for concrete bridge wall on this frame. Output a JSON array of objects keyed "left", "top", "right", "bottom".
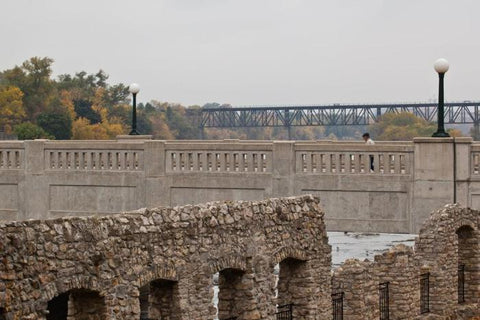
[{"left": 0, "top": 136, "right": 477, "bottom": 233}]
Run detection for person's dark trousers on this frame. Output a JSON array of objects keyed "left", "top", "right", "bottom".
[{"left": 369, "top": 155, "right": 374, "bottom": 171}]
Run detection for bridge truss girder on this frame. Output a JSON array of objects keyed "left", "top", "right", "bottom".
[{"left": 201, "top": 102, "right": 480, "bottom": 128}]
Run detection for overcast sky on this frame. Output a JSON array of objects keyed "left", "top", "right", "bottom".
[{"left": 1, "top": 0, "right": 479, "bottom": 106}]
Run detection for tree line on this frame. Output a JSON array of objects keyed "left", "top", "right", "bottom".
[{"left": 0, "top": 57, "right": 463, "bottom": 141}]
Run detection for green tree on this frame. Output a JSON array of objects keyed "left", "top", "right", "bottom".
[
  {"left": 14, "top": 122, "right": 53, "bottom": 140},
  {"left": 37, "top": 112, "right": 73, "bottom": 140},
  {"left": 74, "top": 99, "right": 101, "bottom": 124},
  {"left": 368, "top": 112, "right": 437, "bottom": 141},
  {"left": 165, "top": 105, "right": 202, "bottom": 139}
]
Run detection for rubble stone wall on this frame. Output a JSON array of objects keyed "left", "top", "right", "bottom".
[
  {"left": 0, "top": 195, "right": 332, "bottom": 320},
  {"left": 3, "top": 197, "right": 480, "bottom": 319},
  {"left": 332, "top": 205, "right": 480, "bottom": 320}
]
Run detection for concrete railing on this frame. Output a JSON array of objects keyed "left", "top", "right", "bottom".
[
  {"left": 294, "top": 142, "right": 413, "bottom": 175},
  {"left": 44, "top": 141, "right": 145, "bottom": 171},
  {"left": 0, "top": 137, "right": 477, "bottom": 233}
]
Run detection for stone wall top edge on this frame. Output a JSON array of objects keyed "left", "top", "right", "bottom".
[
  {"left": 116, "top": 135, "right": 153, "bottom": 140},
  {"left": 164, "top": 143, "right": 274, "bottom": 151},
  {"left": 294, "top": 144, "right": 414, "bottom": 152},
  {"left": 373, "top": 243, "right": 414, "bottom": 261},
  {"left": 334, "top": 243, "right": 414, "bottom": 275},
  {"left": 0, "top": 141, "right": 25, "bottom": 147},
  {"left": 455, "top": 137, "right": 473, "bottom": 143},
  {"left": 0, "top": 195, "right": 322, "bottom": 228},
  {"left": 413, "top": 137, "right": 455, "bottom": 143},
  {"left": 416, "top": 204, "right": 480, "bottom": 240},
  {"left": 333, "top": 258, "right": 373, "bottom": 273},
  {"left": 43, "top": 141, "right": 147, "bottom": 149}
]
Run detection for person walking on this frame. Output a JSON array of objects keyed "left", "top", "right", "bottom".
[{"left": 362, "top": 133, "right": 375, "bottom": 171}]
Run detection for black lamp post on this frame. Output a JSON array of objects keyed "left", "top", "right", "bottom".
[
  {"left": 432, "top": 58, "right": 450, "bottom": 137},
  {"left": 128, "top": 83, "right": 140, "bottom": 135}
]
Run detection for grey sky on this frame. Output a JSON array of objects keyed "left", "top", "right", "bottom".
[{"left": 1, "top": 0, "right": 479, "bottom": 106}]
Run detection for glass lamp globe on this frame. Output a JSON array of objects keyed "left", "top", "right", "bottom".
[
  {"left": 129, "top": 83, "right": 140, "bottom": 94},
  {"left": 434, "top": 59, "right": 449, "bottom": 74}
]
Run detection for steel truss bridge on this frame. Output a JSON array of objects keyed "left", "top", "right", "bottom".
[{"left": 200, "top": 102, "right": 480, "bottom": 129}]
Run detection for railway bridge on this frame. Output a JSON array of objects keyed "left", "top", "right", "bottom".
[{"left": 200, "top": 101, "right": 480, "bottom": 139}]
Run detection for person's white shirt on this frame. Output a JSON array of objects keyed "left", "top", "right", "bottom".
[{"left": 365, "top": 138, "right": 375, "bottom": 145}]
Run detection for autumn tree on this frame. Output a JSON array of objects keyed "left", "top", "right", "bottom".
[
  {"left": 0, "top": 86, "right": 26, "bottom": 133},
  {"left": 368, "top": 112, "right": 437, "bottom": 141},
  {"left": 1, "top": 57, "right": 55, "bottom": 118}
]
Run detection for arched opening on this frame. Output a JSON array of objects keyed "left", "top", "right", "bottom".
[
  {"left": 46, "top": 289, "right": 106, "bottom": 320},
  {"left": 47, "top": 293, "right": 69, "bottom": 320},
  {"left": 217, "top": 268, "right": 246, "bottom": 320},
  {"left": 139, "top": 279, "right": 180, "bottom": 320},
  {"left": 277, "top": 257, "right": 307, "bottom": 318},
  {"left": 456, "top": 225, "right": 479, "bottom": 304}
]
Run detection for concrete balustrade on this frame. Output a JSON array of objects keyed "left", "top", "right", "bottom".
[{"left": 0, "top": 137, "right": 476, "bottom": 233}]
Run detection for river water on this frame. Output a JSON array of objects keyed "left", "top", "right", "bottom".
[{"left": 329, "top": 231, "right": 416, "bottom": 267}]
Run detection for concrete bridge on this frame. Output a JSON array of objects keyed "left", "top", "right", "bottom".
[
  {"left": 1, "top": 195, "right": 480, "bottom": 319},
  {"left": 1, "top": 136, "right": 479, "bottom": 233}
]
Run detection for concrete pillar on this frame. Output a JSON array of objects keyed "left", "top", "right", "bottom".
[
  {"left": 272, "top": 141, "right": 295, "bottom": 198},
  {"left": 22, "top": 140, "right": 49, "bottom": 220},
  {"left": 412, "top": 137, "right": 455, "bottom": 232},
  {"left": 144, "top": 140, "right": 167, "bottom": 207},
  {"left": 454, "top": 137, "right": 473, "bottom": 208}
]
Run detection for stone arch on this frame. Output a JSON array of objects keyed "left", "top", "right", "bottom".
[
  {"left": 137, "top": 264, "right": 178, "bottom": 289},
  {"left": 276, "top": 257, "right": 307, "bottom": 313},
  {"left": 273, "top": 247, "right": 326, "bottom": 319},
  {"left": 209, "top": 254, "right": 247, "bottom": 274},
  {"left": 135, "top": 264, "right": 180, "bottom": 320},
  {"left": 456, "top": 224, "right": 480, "bottom": 304},
  {"left": 46, "top": 288, "right": 106, "bottom": 320},
  {"left": 415, "top": 205, "right": 480, "bottom": 315},
  {"left": 43, "top": 275, "right": 103, "bottom": 303},
  {"left": 217, "top": 267, "right": 248, "bottom": 320},
  {"left": 31, "top": 275, "right": 106, "bottom": 319},
  {"left": 208, "top": 254, "right": 249, "bottom": 320},
  {"left": 139, "top": 279, "right": 180, "bottom": 320},
  {"left": 271, "top": 246, "right": 309, "bottom": 268}
]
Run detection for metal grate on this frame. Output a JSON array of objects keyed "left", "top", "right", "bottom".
[
  {"left": 420, "top": 273, "right": 430, "bottom": 314},
  {"left": 458, "top": 264, "right": 465, "bottom": 303},
  {"left": 276, "top": 303, "right": 293, "bottom": 320},
  {"left": 332, "top": 292, "right": 344, "bottom": 320},
  {"left": 379, "top": 282, "right": 389, "bottom": 320}
]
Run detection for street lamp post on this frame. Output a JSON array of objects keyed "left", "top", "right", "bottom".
[
  {"left": 129, "top": 83, "right": 140, "bottom": 135},
  {"left": 432, "top": 58, "right": 450, "bottom": 137}
]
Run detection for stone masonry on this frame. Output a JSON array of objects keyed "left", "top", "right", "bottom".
[
  {"left": 2, "top": 196, "right": 480, "bottom": 319},
  {"left": 332, "top": 204, "right": 480, "bottom": 320},
  {"left": 0, "top": 195, "right": 332, "bottom": 320}
]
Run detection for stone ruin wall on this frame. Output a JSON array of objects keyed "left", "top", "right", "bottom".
[
  {"left": 0, "top": 195, "right": 332, "bottom": 320},
  {"left": 332, "top": 204, "right": 480, "bottom": 320},
  {"left": 2, "top": 195, "right": 480, "bottom": 319}
]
